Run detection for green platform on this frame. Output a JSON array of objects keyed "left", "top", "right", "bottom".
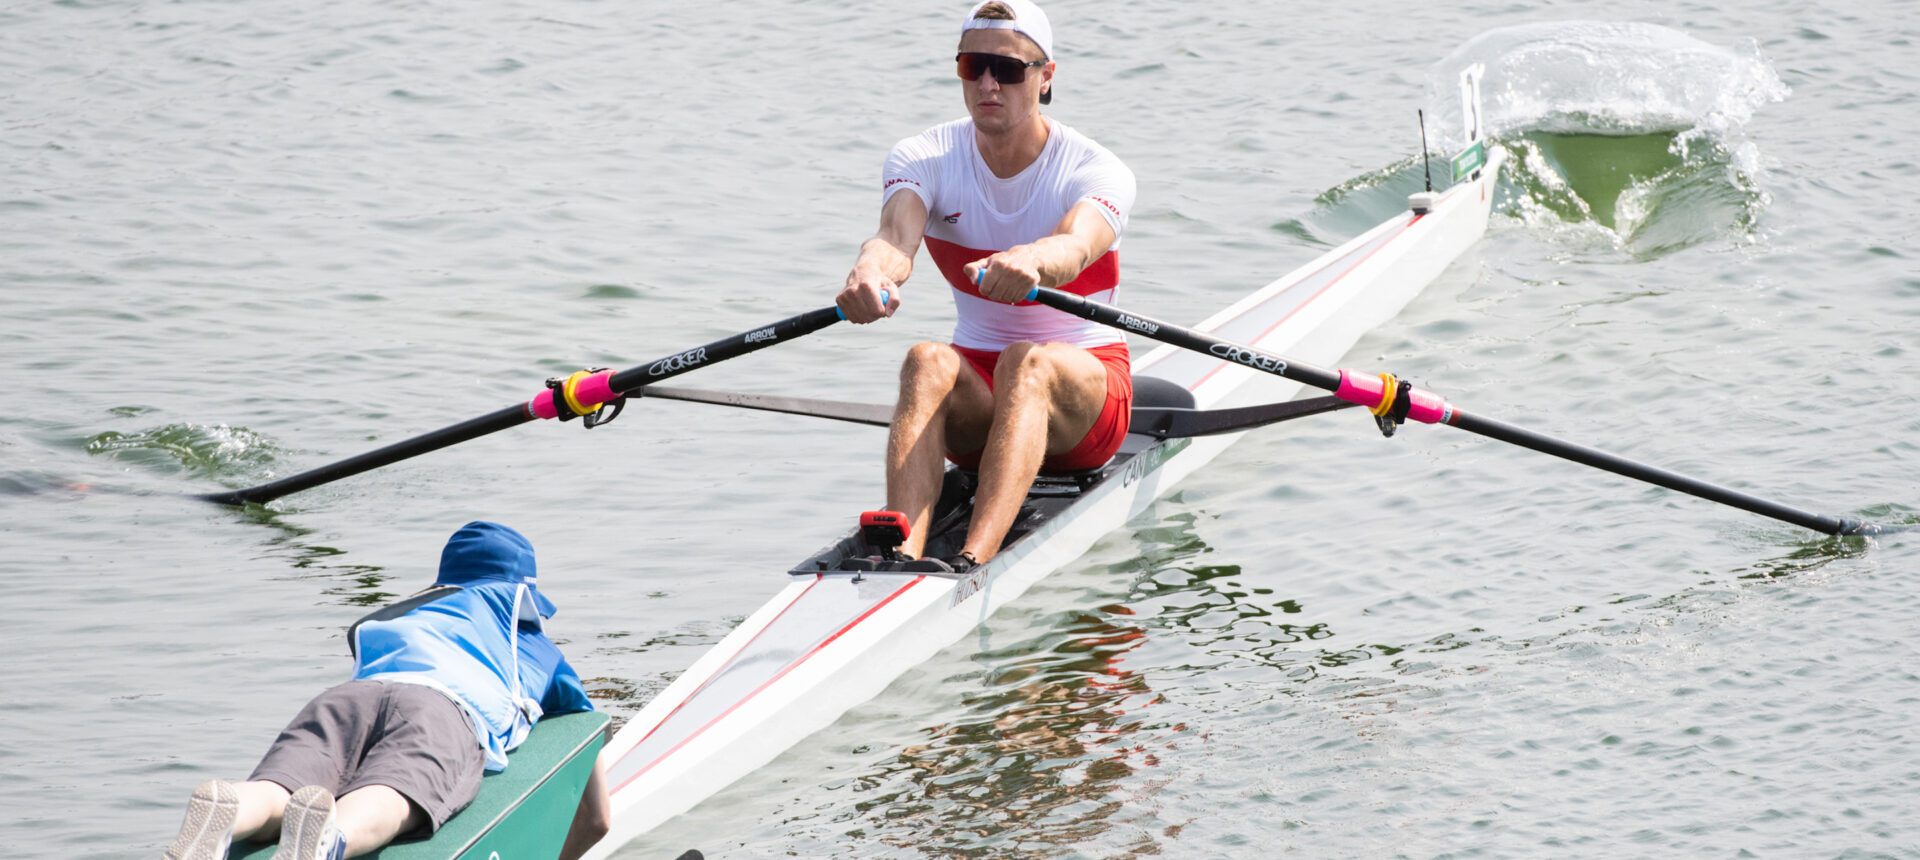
[{"left": 233, "top": 710, "right": 609, "bottom": 860}]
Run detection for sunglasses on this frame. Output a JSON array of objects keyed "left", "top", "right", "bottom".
[{"left": 955, "top": 52, "right": 1046, "bottom": 85}]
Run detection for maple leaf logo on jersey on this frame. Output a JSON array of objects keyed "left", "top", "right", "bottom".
[{"left": 943, "top": 211, "right": 962, "bottom": 224}]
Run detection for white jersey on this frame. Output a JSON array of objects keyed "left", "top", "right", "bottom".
[{"left": 882, "top": 117, "right": 1136, "bottom": 351}]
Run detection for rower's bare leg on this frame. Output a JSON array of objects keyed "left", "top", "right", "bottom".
[
  {"left": 886, "top": 342, "right": 992, "bottom": 557},
  {"left": 961, "top": 342, "right": 1108, "bottom": 564}
]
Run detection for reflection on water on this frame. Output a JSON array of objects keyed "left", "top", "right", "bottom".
[
  {"left": 792, "top": 524, "right": 1204, "bottom": 853},
  {"left": 817, "top": 516, "right": 1378, "bottom": 856},
  {"left": 231, "top": 503, "right": 394, "bottom": 606},
  {"left": 1125, "top": 515, "right": 1402, "bottom": 685},
  {"left": 830, "top": 606, "right": 1171, "bottom": 857}
]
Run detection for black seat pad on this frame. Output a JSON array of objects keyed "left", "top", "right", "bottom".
[{"left": 1131, "top": 375, "right": 1196, "bottom": 412}]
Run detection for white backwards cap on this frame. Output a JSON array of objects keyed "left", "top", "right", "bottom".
[{"left": 961, "top": 0, "right": 1054, "bottom": 60}]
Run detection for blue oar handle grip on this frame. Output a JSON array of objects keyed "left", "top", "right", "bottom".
[
  {"left": 974, "top": 266, "right": 1041, "bottom": 303},
  {"left": 835, "top": 289, "right": 891, "bottom": 321}
]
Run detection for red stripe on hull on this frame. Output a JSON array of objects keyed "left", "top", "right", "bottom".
[{"left": 608, "top": 574, "right": 928, "bottom": 795}]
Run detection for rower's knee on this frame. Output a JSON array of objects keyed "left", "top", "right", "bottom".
[
  {"left": 898, "top": 342, "right": 969, "bottom": 408},
  {"left": 900, "top": 341, "right": 958, "bottom": 382},
  {"left": 992, "top": 341, "right": 1058, "bottom": 393}
]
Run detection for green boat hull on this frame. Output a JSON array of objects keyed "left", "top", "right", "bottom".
[{"left": 232, "top": 710, "right": 609, "bottom": 860}]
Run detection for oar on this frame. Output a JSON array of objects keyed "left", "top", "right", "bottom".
[
  {"left": 201, "top": 305, "right": 849, "bottom": 506},
  {"left": 1026, "top": 286, "right": 1904, "bottom": 537}
]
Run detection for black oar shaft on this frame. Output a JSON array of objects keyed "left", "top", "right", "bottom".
[
  {"left": 1447, "top": 409, "right": 1859, "bottom": 535},
  {"left": 200, "top": 406, "right": 531, "bottom": 506},
  {"left": 607, "top": 307, "right": 844, "bottom": 394},
  {"left": 1028, "top": 287, "right": 1874, "bottom": 537},
  {"left": 1029, "top": 287, "right": 1344, "bottom": 390},
  {"left": 202, "top": 305, "right": 846, "bottom": 506}
]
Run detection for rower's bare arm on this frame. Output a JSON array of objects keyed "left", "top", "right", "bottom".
[
  {"left": 965, "top": 201, "right": 1117, "bottom": 304},
  {"left": 838, "top": 192, "right": 931, "bottom": 324}
]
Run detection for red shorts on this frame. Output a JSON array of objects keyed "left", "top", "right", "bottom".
[{"left": 945, "top": 341, "right": 1133, "bottom": 473}]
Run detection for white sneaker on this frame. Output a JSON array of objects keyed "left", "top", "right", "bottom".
[
  {"left": 162, "top": 779, "right": 239, "bottom": 860},
  {"left": 279, "top": 785, "right": 348, "bottom": 860}
]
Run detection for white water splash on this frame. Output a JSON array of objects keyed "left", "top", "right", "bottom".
[
  {"left": 1419, "top": 21, "right": 1790, "bottom": 258},
  {"left": 1423, "top": 21, "right": 1790, "bottom": 145}
]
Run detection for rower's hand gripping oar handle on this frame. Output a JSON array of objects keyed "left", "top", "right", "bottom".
[
  {"left": 835, "top": 289, "right": 890, "bottom": 322},
  {"left": 1023, "top": 286, "right": 1895, "bottom": 538}
]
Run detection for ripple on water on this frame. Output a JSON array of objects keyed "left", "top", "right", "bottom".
[{"left": 582, "top": 283, "right": 645, "bottom": 300}]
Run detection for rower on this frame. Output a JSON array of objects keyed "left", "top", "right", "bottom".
[{"left": 834, "top": 0, "right": 1138, "bottom": 572}]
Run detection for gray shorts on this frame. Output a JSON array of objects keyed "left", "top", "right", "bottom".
[{"left": 250, "top": 679, "right": 484, "bottom": 834}]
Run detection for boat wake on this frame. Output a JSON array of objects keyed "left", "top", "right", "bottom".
[{"left": 1425, "top": 21, "right": 1791, "bottom": 260}]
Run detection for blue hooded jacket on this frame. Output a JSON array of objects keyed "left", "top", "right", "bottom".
[{"left": 350, "top": 522, "right": 592, "bottom": 771}]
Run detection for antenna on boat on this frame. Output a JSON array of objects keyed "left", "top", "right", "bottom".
[
  {"left": 1419, "top": 109, "right": 1434, "bottom": 192},
  {"left": 1410, "top": 109, "right": 1438, "bottom": 215}
]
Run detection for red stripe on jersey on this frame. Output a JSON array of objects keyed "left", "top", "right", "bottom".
[{"left": 925, "top": 236, "right": 1119, "bottom": 305}]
